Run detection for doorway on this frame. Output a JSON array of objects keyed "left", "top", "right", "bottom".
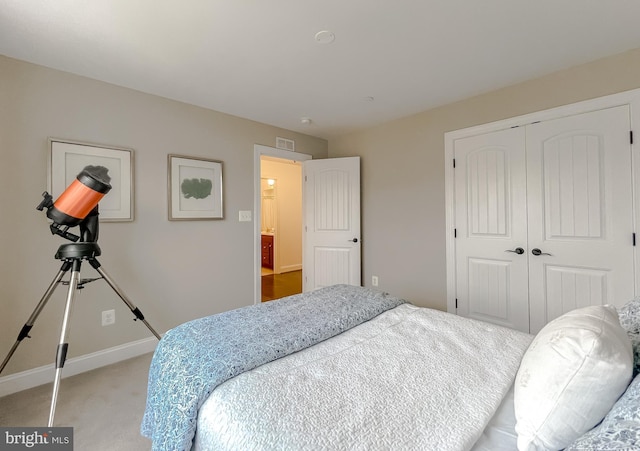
[
  {"left": 253, "top": 145, "right": 312, "bottom": 304},
  {"left": 260, "top": 157, "right": 302, "bottom": 301}
]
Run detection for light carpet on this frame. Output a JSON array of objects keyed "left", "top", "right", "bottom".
[{"left": 0, "top": 353, "right": 153, "bottom": 450}]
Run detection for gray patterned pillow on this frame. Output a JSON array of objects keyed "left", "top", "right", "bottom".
[
  {"left": 566, "top": 373, "right": 640, "bottom": 450},
  {"left": 618, "top": 297, "right": 640, "bottom": 377}
]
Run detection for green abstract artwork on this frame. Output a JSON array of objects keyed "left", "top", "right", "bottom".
[{"left": 181, "top": 178, "right": 212, "bottom": 199}]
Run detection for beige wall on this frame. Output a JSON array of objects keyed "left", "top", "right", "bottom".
[
  {"left": 329, "top": 48, "right": 640, "bottom": 310},
  {"left": 0, "top": 55, "right": 327, "bottom": 376},
  {"left": 4, "top": 47, "right": 640, "bottom": 377}
]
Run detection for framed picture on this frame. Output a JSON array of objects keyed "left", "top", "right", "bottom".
[
  {"left": 168, "top": 155, "right": 224, "bottom": 220},
  {"left": 49, "top": 138, "right": 134, "bottom": 222}
]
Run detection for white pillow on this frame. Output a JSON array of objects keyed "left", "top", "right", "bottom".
[{"left": 514, "top": 305, "right": 633, "bottom": 451}]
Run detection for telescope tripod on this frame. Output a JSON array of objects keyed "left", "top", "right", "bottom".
[{"left": 0, "top": 242, "right": 160, "bottom": 427}]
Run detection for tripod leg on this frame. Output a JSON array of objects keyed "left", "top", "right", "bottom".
[
  {"left": 48, "top": 259, "right": 81, "bottom": 427},
  {"left": 89, "top": 259, "right": 161, "bottom": 340},
  {"left": 0, "top": 261, "right": 72, "bottom": 375}
]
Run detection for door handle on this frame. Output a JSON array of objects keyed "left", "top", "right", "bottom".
[
  {"left": 349, "top": 238, "right": 359, "bottom": 243},
  {"left": 505, "top": 247, "right": 525, "bottom": 255},
  {"left": 531, "top": 248, "right": 552, "bottom": 256}
]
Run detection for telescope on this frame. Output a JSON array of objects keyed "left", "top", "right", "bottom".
[
  {"left": 1, "top": 165, "right": 160, "bottom": 427},
  {"left": 36, "top": 165, "right": 112, "bottom": 242}
]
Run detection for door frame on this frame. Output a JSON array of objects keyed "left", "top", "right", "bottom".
[
  {"left": 253, "top": 144, "right": 312, "bottom": 304},
  {"left": 444, "top": 87, "right": 640, "bottom": 315}
]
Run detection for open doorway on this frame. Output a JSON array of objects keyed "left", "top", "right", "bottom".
[
  {"left": 260, "top": 157, "right": 302, "bottom": 301},
  {"left": 253, "top": 145, "right": 312, "bottom": 304}
]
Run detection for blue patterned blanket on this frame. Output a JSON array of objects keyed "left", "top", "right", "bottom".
[{"left": 140, "top": 284, "right": 406, "bottom": 451}]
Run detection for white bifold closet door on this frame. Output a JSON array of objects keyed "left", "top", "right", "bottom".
[{"left": 455, "top": 105, "right": 634, "bottom": 334}]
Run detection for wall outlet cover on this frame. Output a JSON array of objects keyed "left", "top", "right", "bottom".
[{"left": 101, "top": 309, "right": 115, "bottom": 326}]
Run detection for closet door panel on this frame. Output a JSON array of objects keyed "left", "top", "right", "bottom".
[
  {"left": 544, "top": 265, "right": 607, "bottom": 321},
  {"left": 454, "top": 128, "right": 530, "bottom": 333},
  {"left": 526, "top": 105, "right": 634, "bottom": 333}
]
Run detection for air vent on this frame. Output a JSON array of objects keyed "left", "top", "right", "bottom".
[{"left": 276, "top": 137, "right": 295, "bottom": 152}]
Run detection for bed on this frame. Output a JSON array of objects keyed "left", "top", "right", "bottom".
[{"left": 140, "top": 285, "right": 640, "bottom": 451}]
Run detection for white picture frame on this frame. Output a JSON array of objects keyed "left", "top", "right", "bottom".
[
  {"left": 168, "top": 155, "right": 224, "bottom": 220},
  {"left": 49, "top": 138, "right": 134, "bottom": 222}
]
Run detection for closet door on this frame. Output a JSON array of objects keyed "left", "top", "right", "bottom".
[
  {"left": 454, "top": 127, "right": 530, "bottom": 332},
  {"left": 526, "top": 106, "right": 634, "bottom": 333}
]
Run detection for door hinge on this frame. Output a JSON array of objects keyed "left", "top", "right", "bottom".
[
  {"left": 453, "top": 158, "right": 456, "bottom": 168},
  {"left": 455, "top": 298, "right": 458, "bottom": 309},
  {"left": 634, "top": 232, "right": 636, "bottom": 246},
  {"left": 305, "top": 175, "right": 308, "bottom": 182},
  {"left": 454, "top": 228, "right": 457, "bottom": 238},
  {"left": 631, "top": 131, "right": 634, "bottom": 145}
]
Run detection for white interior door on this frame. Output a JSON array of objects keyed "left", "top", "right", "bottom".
[
  {"left": 526, "top": 105, "right": 635, "bottom": 333},
  {"left": 303, "top": 157, "right": 361, "bottom": 291},
  {"left": 454, "top": 128, "right": 531, "bottom": 332}
]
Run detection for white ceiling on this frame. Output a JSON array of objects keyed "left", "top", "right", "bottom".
[{"left": 2, "top": 1, "right": 640, "bottom": 140}]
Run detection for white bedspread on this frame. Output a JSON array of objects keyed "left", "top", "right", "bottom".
[{"left": 193, "top": 304, "right": 533, "bottom": 451}]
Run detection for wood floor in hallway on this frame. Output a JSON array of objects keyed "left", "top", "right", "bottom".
[{"left": 261, "top": 269, "right": 302, "bottom": 302}]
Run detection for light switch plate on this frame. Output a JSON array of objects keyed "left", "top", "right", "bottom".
[{"left": 239, "top": 210, "right": 252, "bottom": 222}]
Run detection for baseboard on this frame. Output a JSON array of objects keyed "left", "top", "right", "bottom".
[
  {"left": 279, "top": 264, "right": 302, "bottom": 273},
  {"left": 0, "top": 337, "right": 158, "bottom": 398}
]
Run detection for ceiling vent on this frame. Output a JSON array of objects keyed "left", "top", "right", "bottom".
[{"left": 276, "top": 137, "right": 295, "bottom": 152}]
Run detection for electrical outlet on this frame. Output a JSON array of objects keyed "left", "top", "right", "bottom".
[
  {"left": 101, "top": 309, "right": 115, "bottom": 326},
  {"left": 372, "top": 276, "right": 379, "bottom": 287},
  {"left": 238, "top": 210, "right": 252, "bottom": 222}
]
